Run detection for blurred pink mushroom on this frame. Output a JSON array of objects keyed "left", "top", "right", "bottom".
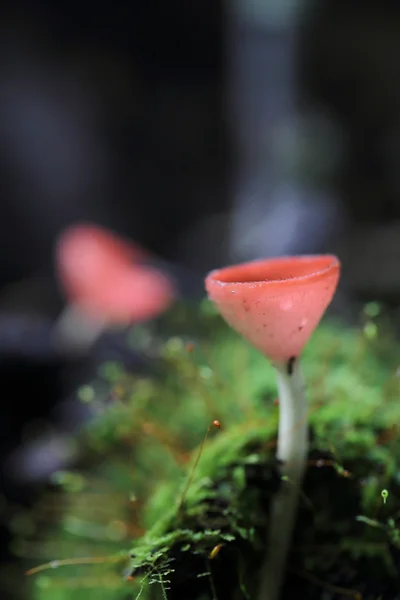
[
  {"left": 54, "top": 223, "right": 175, "bottom": 351},
  {"left": 205, "top": 255, "right": 340, "bottom": 600}
]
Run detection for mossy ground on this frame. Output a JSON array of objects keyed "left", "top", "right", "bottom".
[{"left": 4, "top": 301, "right": 400, "bottom": 599}]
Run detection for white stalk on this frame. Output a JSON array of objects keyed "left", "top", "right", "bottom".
[
  {"left": 52, "top": 304, "right": 107, "bottom": 354},
  {"left": 257, "top": 357, "right": 309, "bottom": 600}
]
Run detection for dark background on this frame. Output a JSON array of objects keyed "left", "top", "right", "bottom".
[{"left": 1, "top": 0, "right": 400, "bottom": 590}]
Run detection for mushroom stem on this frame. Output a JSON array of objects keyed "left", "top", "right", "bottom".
[
  {"left": 275, "top": 358, "right": 308, "bottom": 471},
  {"left": 257, "top": 357, "right": 308, "bottom": 600},
  {"left": 53, "top": 304, "right": 107, "bottom": 354}
]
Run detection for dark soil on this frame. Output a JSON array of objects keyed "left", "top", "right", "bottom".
[{"left": 145, "top": 446, "right": 400, "bottom": 600}]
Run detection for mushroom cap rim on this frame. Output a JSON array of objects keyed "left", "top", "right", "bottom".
[{"left": 206, "top": 254, "right": 340, "bottom": 289}]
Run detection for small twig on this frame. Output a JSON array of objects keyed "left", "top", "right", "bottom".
[{"left": 207, "top": 559, "right": 218, "bottom": 600}]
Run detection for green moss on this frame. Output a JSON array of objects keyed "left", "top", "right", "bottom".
[{"left": 10, "top": 301, "right": 400, "bottom": 599}]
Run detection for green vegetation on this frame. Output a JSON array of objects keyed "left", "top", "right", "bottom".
[{"left": 7, "top": 301, "right": 400, "bottom": 599}]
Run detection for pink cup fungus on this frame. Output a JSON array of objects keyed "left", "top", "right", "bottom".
[
  {"left": 205, "top": 255, "right": 340, "bottom": 600},
  {"left": 205, "top": 255, "right": 340, "bottom": 364},
  {"left": 54, "top": 223, "right": 175, "bottom": 352}
]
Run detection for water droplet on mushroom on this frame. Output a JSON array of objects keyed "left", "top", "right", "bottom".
[
  {"left": 280, "top": 299, "right": 293, "bottom": 311},
  {"left": 298, "top": 317, "right": 308, "bottom": 331}
]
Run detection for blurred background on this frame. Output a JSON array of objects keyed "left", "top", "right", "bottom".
[{"left": 1, "top": 0, "right": 400, "bottom": 587}]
